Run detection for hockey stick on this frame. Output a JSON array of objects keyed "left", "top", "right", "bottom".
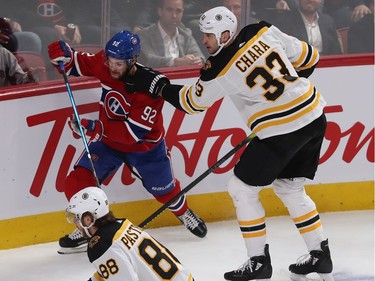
[
  {"left": 139, "top": 133, "right": 255, "bottom": 228},
  {"left": 58, "top": 61, "right": 101, "bottom": 188}
]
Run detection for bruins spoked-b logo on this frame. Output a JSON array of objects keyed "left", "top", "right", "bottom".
[
  {"left": 82, "top": 192, "right": 89, "bottom": 200},
  {"left": 203, "top": 59, "right": 212, "bottom": 70}
]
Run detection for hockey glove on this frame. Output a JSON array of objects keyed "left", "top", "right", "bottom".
[
  {"left": 68, "top": 114, "right": 82, "bottom": 139},
  {"left": 81, "top": 119, "right": 103, "bottom": 142},
  {"left": 132, "top": 65, "right": 170, "bottom": 98},
  {"left": 48, "top": 40, "right": 74, "bottom": 72},
  {"left": 68, "top": 115, "right": 104, "bottom": 142}
]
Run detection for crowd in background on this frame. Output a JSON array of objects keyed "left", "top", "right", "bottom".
[{"left": 0, "top": 0, "right": 374, "bottom": 86}]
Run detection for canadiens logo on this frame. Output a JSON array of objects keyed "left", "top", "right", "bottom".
[
  {"left": 203, "top": 59, "right": 212, "bottom": 70},
  {"left": 104, "top": 90, "right": 131, "bottom": 120},
  {"left": 37, "top": 1, "right": 63, "bottom": 18}
]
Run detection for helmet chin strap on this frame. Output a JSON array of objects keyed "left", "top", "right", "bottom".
[
  {"left": 121, "top": 57, "right": 137, "bottom": 79},
  {"left": 83, "top": 227, "right": 93, "bottom": 238},
  {"left": 79, "top": 220, "right": 95, "bottom": 238},
  {"left": 211, "top": 33, "right": 232, "bottom": 56},
  {"left": 211, "top": 44, "right": 225, "bottom": 56}
]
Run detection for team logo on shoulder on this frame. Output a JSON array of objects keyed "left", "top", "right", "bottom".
[
  {"left": 203, "top": 59, "right": 212, "bottom": 70},
  {"left": 89, "top": 235, "right": 101, "bottom": 248}
]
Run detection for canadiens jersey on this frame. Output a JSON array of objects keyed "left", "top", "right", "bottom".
[
  {"left": 67, "top": 50, "right": 165, "bottom": 152},
  {"left": 87, "top": 219, "right": 194, "bottom": 281},
  {"left": 163, "top": 21, "right": 326, "bottom": 140}
]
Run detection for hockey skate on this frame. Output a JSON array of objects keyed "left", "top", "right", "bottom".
[
  {"left": 178, "top": 208, "right": 207, "bottom": 238},
  {"left": 57, "top": 228, "right": 88, "bottom": 254},
  {"left": 289, "top": 239, "right": 334, "bottom": 281},
  {"left": 224, "top": 244, "right": 272, "bottom": 281}
]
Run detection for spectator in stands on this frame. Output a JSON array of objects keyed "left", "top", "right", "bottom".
[
  {"left": 324, "top": 0, "right": 371, "bottom": 29},
  {"left": 348, "top": 0, "right": 374, "bottom": 53},
  {"left": 6, "top": 1, "right": 130, "bottom": 53},
  {"left": 0, "top": 45, "right": 45, "bottom": 87},
  {"left": 252, "top": 0, "right": 324, "bottom": 23},
  {"left": 113, "top": 0, "right": 153, "bottom": 33},
  {"left": 251, "top": 0, "right": 295, "bottom": 22},
  {"left": 274, "top": 0, "right": 342, "bottom": 55},
  {"left": 0, "top": 17, "right": 42, "bottom": 53},
  {"left": 137, "top": 0, "right": 204, "bottom": 68},
  {"left": 4, "top": 0, "right": 132, "bottom": 79},
  {"left": 223, "top": 0, "right": 259, "bottom": 35}
]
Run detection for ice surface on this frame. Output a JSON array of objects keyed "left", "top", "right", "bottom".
[{"left": 1, "top": 210, "right": 374, "bottom": 281}]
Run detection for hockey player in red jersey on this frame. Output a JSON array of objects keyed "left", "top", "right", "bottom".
[
  {"left": 47, "top": 30, "right": 207, "bottom": 254},
  {"left": 133, "top": 6, "right": 334, "bottom": 281},
  {"left": 66, "top": 186, "right": 195, "bottom": 281}
]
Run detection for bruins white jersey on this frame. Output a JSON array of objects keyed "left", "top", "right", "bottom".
[
  {"left": 164, "top": 21, "right": 326, "bottom": 139},
  {"left": 88, "top": 219, "right": 194, "bottom": 281}
]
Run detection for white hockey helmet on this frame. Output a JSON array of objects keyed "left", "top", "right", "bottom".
[
  {"left": 66, "top": 187, "right": 109, "bottom": 232},
  {"left": 199, "top": 6, "right": 237, "bottom": 56}
]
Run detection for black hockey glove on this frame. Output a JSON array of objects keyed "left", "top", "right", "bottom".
[{"left": 132, "top": 65, "right": 170, "bottom": 98}]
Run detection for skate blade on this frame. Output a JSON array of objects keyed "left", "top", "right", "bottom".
[
  {"left": 57, "top": 245, "right": 87, "bottom": 255},
  {"left": 290, "top": 273, "right": 334, "bottom": 281}
]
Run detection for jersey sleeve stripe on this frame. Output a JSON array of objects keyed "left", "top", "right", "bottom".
[
  {"left": 299, "top": 45, "right": 319, "bottom": 70},
  {"left": 293, "top": 41, "right": 308, "bottom": 67},
  {"left": 180, "top": 86, "right": 207, "bottom": 114},
  {"left": 187, "top": 86, "right": 209, "bottom": 111},
  {"left": 180, "top": 86, "right": 196, "bottom": 114},
  {"left": 73, "top": 51, "right": 82, "bottom": 76},
  {"left": 293, "top": 42, "right": 319, "bottom": 70}
]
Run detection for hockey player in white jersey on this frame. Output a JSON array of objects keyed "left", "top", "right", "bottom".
[
  {"left": 66, "top": 187, "right": 194, "bottom": 281},
  {"left": 133, "top": 6, "right": 334, "bottom": 281}
]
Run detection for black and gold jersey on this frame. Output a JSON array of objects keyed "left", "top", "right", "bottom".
[
  {"left": 164, "top": 21, "right": 325, "bottom": 140},
  {"left": 88, "top": 219, "right": 193, "bottom": 281}
]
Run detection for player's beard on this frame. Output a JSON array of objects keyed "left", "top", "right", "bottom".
[
  {"left": 110, "top": 70, "right": 125, "bottom": 80},
  {"left": 118, "top": 63, "right": 135, "bottom": 81},
  {"left": 119, "top": 71, "right": 128, "bottom": 81}
]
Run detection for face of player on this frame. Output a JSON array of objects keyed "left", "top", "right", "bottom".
[
  {"left": 158, "top": 0, "right": 184, "bottom": 32},
  {"left": 73, "top": 213, "right": 95, "bottom": 238},
  {"left": 202, "top": 33, "right": 221, "bottom": 55},
  {"left": 298, "top": 0, "right": 321, "bottom": 14},
  {"left": 107, "top": 56, "right": 129, "bottom": 80},
  {"left": 223, "top": 0, "right": 243, "bottom": 23}
]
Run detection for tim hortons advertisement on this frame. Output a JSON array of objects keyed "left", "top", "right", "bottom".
[{"left": 0, "top": 64, "right": 373, "bottom": 220}]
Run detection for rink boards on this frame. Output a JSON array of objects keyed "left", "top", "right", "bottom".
[{"left": 0, "top": 55, "right": 374, "bottom": 249}]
